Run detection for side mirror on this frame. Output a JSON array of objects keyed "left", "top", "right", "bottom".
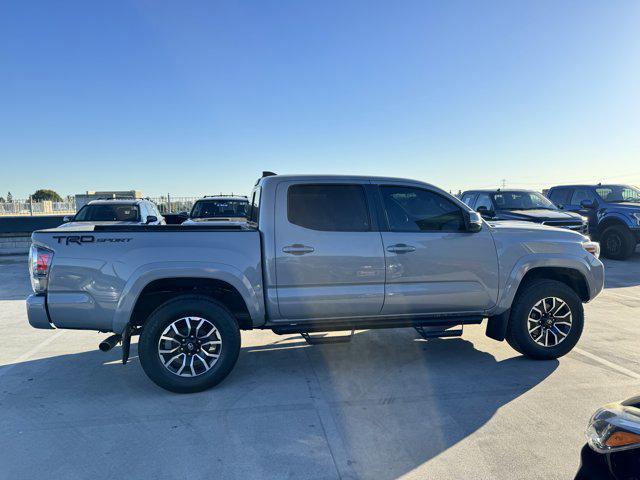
[
  {"left": 476, "top": 206, "right": 495, "bottom": 218},
  {"left": 465, "top": 211, "right": 483, "bottom": 233},
  {"left": 146, "top": 215, "right": 158, "bottom": 224},
  {"left": 580, "top": 199, "right": 596, "bottom": 209},
  {"left": 63, "top": 216, "right": 72, "bottom": 223}
]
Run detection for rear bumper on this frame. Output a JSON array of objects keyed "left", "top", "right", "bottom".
[{"left": 26, "top": 294, "right": 53, "bottom": 329}]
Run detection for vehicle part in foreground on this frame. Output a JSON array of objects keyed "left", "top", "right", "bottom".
[
  {"left": 26, "top": 173, "right": 605, "bottom": 393},
  {"left": 575, "top": 396, "right": 640, "bottom": 480}
]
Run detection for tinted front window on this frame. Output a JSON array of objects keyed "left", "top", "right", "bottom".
[
  {"left": 475, "top": 193, "right": 494, "bottom": 211},
  {"left": 570, "top": 189, "right": 597, "bottom": 205},
  {"left": 74, "top": 204, "right": 140, "bottom": 222},
  {"left": 190, "top": 200, "right": 248, "bottom": 219},
  {"left": 288, "top": 184, "right": 370, "bottom": 231},
  {"left": 595, "top": 185, "right": 640, "bottom": 203},
  {"left": 461, "top": 193, "right": 476, "bottom": 207},
  {"left": 381, "top": 186, "right": 465, "bottom": 232},
  {"left": 492, "top": 191, "right": 556, "bottom": 210}
]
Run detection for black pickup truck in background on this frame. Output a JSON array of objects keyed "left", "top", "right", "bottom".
[{"left": 461, "top": 189, "right": 588, "bottom": 234}]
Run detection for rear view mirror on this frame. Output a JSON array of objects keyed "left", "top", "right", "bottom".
[
  {"left": 465, "top": 211, "right": 483, "bottom": 233},
  {"left": 146, "top": 215, "right": 158, "bottom": 224},
  {"left": 580, "top": 199, "right": 596, "bottom": 209}
]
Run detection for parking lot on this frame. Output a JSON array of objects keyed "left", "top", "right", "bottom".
[{"left": 0, "top": 251, "right": 638, "bottom": 480}]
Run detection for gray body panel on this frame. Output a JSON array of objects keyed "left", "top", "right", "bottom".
[
  {"left": 31, "top": 228, "right": 264, "bottom": 333},
  {"left": 27, "top": 174, "right": 605, "bottom": 334}
]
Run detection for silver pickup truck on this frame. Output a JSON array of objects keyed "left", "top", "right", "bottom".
[{"left": 26, "top": 174, "right": 605, "bottom": 393}]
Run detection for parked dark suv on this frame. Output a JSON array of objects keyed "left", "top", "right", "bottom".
[
  {"left": 546, "top": 184, "right": 640, "bottom": 260},
  {"left": 461, "top": 189, "right": 587, "bottom": 234}
]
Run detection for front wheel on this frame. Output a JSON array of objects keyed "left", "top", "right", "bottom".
[
  {"left": 506, "top": 279, "right": 584, "bottom": 360},
  {"left": 138, "top": 295, "right": 241, "bottom": 393},
  {"left": 600, "top": 225, "right": 636, "bottom": 260}
]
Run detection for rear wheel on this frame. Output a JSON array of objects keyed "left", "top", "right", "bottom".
[
  {"left": 138, "top": 295, "right": 241, "bottom": 393},
  {"left": 600, "top": 225, "right": 636, "bottom": 260},
  {"left": 506, "top": 280, "right": 583, "bottom": 359}
]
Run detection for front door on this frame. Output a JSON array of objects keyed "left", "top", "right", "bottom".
[
  {"left": 274, "top": 181, "right": 386, "bottom": 320},
  {"left": 376, "top": 183, "right": 499, "bottom": 315},
  {"left": 565, "top": 188, "right": 599, "bottom": 231}
]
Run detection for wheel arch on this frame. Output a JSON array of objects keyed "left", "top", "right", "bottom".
[
  {"left": 515, "top": 267, "right": 589, "bottom": 302},
  {"left": 487, "top": 264, "right": 590, "bottom": 342},
  {"left": 496, "top": 256, "right": 597, "bottom": 314},
  {"left": 595, "top": 214, "right": 631, "bottom": 238},
  {"left": 112, "top": 262, "right": 265, "bottom": 334},
  {"left": 129, "top": 278, "right": 253, "bottom": 331}
]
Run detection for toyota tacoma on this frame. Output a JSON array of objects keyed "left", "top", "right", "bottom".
[{"left": 26, "top": 173, "right": 604, "bottom": 393}]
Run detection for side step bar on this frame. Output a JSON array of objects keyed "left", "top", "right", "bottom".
[
  {"left": 301, "top": 329, "right": 355, "bottom": 345},
  {"left": 414, "top": 325, "right": 463, "bottom": 340},
  {"left": 272, "top": 315, "right": 482, "bottom": 335}
]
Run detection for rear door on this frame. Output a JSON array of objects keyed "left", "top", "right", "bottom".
[
  {"left": 274, "top": 181, "right": 386, "bottom": 319},
  {"left": 375, "top": 183, "right": 499, "bottom": 315}
]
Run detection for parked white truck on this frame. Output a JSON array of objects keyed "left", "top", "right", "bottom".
[{"left": 27, "top": 173, "right": 604, "bottom": 392}]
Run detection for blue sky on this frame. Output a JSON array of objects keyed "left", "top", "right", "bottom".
[{"left": 1, "top": 1, "right": 639, "bottom": 198}]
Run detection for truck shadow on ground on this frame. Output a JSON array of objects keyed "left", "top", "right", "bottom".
[{"left": 0, "top": 328, "right": 558, "bottom": 479}]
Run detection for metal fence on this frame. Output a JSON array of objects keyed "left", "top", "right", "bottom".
[
  {"left": 0, "top": 199, "right": 76, "bottom": 216},
  {"left": 149, "top": 196, "right": 199, "bottom": 215},
  {"left": 0, "top": 197, "right": 199, "bottom": 216}
]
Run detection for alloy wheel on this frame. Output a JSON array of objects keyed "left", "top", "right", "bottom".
[
  {"left": 158, "top": 317, "right": 222, "bottom": 377},
  {"left": 527, "top": 297, "right": 572, "bottom": 347}
]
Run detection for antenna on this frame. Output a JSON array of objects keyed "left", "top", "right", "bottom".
[{"left": 500, "top": 179, "right": 507, "bottom": 189}]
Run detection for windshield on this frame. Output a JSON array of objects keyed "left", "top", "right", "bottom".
[
  {"left": 595, "top": 185, "right": 640, "bottom": 203},
  {"left": 190, "top": 199, "right": 248, "bottom": 219},
  {"left": 74, "top": 204, "right": 140, "bottom": 222},
  {"left": 492, "top": 191, "right": 556, "bottom": 210}
]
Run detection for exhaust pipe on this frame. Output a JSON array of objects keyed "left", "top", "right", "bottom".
[{"left": 99, "top": 334, "right": 122, "bottom": 352}]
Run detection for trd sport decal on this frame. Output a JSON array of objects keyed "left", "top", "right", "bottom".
[{"left": 52, "top": 235, "right": 132, "bottom": 245}]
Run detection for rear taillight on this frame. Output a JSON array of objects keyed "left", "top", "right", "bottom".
[{"left": 29, "top": 244, "right": 53, "bottom": 293}]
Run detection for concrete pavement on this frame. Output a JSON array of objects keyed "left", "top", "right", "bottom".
[{"left": 0, "top": 252, "right": 639, "bottom": 479}]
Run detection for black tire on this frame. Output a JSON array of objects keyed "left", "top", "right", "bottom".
[
  {"left": 600, "top": 225, "right": 636, "bottom": 260},
  {"left": 138, "top": 295, "right": 241, "bottom": 393},
  {"left": 506, "top": 279, "right": 584, "bottom": 360}
]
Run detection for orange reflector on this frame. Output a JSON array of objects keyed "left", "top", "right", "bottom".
[{"left": 605, "top": 431, "right": 640, "bottom": 447}]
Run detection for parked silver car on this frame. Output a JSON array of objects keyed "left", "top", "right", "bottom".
[{"left": 60, "top": 199, "right": 165, "bottom": 228}]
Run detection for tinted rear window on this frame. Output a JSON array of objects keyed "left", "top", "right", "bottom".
[
  {"left": 287, "top": 184, "right": 370, "bottom": 231},
  {"left": 190, "top": 200, "right": 248, "bottom": 219},
  {"left": 75, "top": 204, "right": 140, "bottom": 222}
]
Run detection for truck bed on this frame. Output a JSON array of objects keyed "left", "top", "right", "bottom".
[{"left": 31, "top": 224, "right": 264, "bottom": 333}]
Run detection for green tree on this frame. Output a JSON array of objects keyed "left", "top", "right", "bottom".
[{"left": 32, "top": 189, "right": 63, "bottom": 202}]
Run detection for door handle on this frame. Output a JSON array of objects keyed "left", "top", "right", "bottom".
[
  {"left": 282, "top": 244, "right": 315, "bottom": 255},
  {"left": 386, "top": 243, "right": 416, "bottom": 254}
]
